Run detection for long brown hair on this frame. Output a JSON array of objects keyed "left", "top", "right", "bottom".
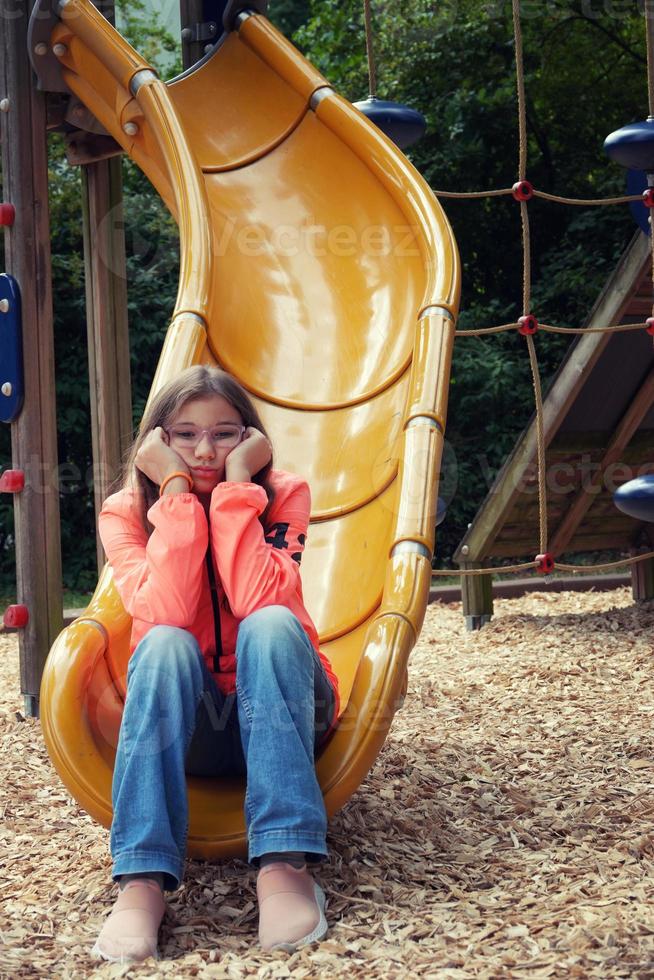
[{"left": 111, "top": 366, "right": 276, "bottom": 538}]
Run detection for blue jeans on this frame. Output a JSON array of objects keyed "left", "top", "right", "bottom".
[{"left": 109, "top": 606, "right": 337, "bottom": 892}]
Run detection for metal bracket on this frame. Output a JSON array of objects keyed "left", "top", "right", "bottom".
[
  {"left": 28, "top": 1, "right": 111, "bottom": 140},
  {"left": 391, "top": 541, "right": 433, "bottom": 561},
  {"left": 223, "top": 0, "right": 268, "bottom": 32},
  {"left": 181, "top": 20, "right": 220, "bottom": 44},
  {"left": 28, "top": 0, "right": 68, "bottom": 93},
  {"left": 65, "top": 96, "right": 109, "bottom": 135}
]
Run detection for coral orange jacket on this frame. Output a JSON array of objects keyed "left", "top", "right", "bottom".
[{"left": 98, "top": 470, "right": 340, "bottom": 735}]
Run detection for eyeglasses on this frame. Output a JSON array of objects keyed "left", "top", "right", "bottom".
[{"left": 166, "top": 424, "right": 246, "bottom": 449}]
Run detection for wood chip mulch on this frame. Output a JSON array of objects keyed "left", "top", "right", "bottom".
[{"left": 2, "top": 587, "right": 654, "bottom": 978}]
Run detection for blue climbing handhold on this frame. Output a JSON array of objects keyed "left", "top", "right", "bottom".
[
  {"left": 353, "top": 97, "right": 426, "bottom": 150},
  {"left": 0, "top": 273, "right": 24, "bottom": 424},
  {"left": 613, "top": 476, "right": 654, "bottom": 523},
  {"left": 604, "top": 119, "right": 654, "bottom": 172}
]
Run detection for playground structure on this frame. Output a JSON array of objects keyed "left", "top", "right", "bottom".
[
  {"left": 1, "top": 0, "right": 459, "bottom": 859},
  {"left": 3, "top": 0, "right": 654, "bottom": 857},
  {"left": 419, "top": 0, "right": 654, "bottom": 627},
  {"left": 454, "top": 231, "right": 654, "bottom": 627}
]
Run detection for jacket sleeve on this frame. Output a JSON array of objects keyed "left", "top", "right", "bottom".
[
  {"left": 98, "top": 492, "right": 209, "bottom": 628},
  {"left": 209, "top": 480, "right": 310, "bottom": 619}
]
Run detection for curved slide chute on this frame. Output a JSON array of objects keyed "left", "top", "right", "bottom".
[{"left": 38, "top": 1, "right": 460, "bottom": 858}]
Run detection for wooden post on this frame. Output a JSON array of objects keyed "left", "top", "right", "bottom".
[
  {"left": 81, "top": 156, "right": 133, "bottom": 574},
  {"left": 1, "top": 1, "right": 63, "bottom": 717},
  {"left": 460, "top": 561, "right": 494, "bottom": 630},
  {"left": 79, "top": 0, "right": 132, "bottom": 574},
  {"left": 180, "top": 0, "right": 209, "bottom": 69},
  {"left": 631, "top": 554, "right": 654, "bottom": 602}
]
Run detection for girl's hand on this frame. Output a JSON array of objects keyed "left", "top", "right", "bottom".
[
  {"left": 134, "top": 427, "right": 191, "bottom": 486},
  {"left": 225, "top": 427, "right": 272, "bottom": 480}
]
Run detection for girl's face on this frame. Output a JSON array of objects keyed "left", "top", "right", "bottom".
[{"left": 166, "top": 394, "right": 244, "bottom": 493}]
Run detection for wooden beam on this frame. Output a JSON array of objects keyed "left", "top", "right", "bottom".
[
  {"left": 460, "top": 562, "right": 493, "bottom": 629},
  {"left": 66, "top": 131, "right": 123, "bottom": 167},
  {"left": 631, "top": 554, "right": 654, "bottom": 601},
  {"left": 548, "top": 364, "right": 654, "bottom": 556},
  {"left": 81, "top": 156, "right": 133, "bottom": 575},
  {"left": 1, "top": 1, "right": 63, "bottom": 717},
  {"left": 454, "top": 231, "right": 651, "bottom": 565},
  {"left": 76, "top": 0, "right": 132, "bottom": 575},
  {"left": 492, "top": 532, "right": 643, "bottom": 557}
]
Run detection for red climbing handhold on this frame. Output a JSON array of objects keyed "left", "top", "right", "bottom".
[
  {"left": 518, "top": 314, "right": 539, "bottom": 335},
  {"left": 536, "top": 553, "right": 555, "bottom": 574},
  {"left": 512, "top": 180, "right": 534, "bottom": 201},
  {"left": 0, "top": 470, "right": 25, "bottom": 492},
  {"left": 642, "top": 188, "right": 654, "bottom": 208},
  {"left": 3, "top": 604, "right": 29, "bottom": 628},
  {"left": 0, "top": 203, "right": 15, "bottom": 226}
]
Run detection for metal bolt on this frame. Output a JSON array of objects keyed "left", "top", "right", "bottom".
[
  {"left": 53, "top": 43, "right": 67, "bottom": 57},
  {"left": 1, "top": 382, "right": 12, "bottom": 397},
  {"left": 73, "top": 105, "right": 84, "bottom": 117},
  {"left": 0, "top": 299, "right": 9, "bottom": 313},
  {"left": 204, "top": 44, "right": 213, "bottom": 54},
  {"left": 180, "top": 26, "right": 192, "bottom": 41},
  {"left": 123, "top": 121, "right": 139, "bottom": 136},
  {"left": 209, "top": 22, "right": 216, "bottom": 32},
  {"left": 461, "top": 544, "right": 469, "bottom": 556},
  {"left": 0, "top": 99, "right": 9, "bottom": 113},
  {"left": 34, "top": 43, "right": 48, "bottom": 56}
]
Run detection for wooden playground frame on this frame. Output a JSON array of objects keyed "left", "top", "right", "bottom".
[{"left": 0, "top": 0, "right": 216, "bottom": 717}]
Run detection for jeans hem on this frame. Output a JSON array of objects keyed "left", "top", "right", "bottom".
[
  {"left": 112, "top": 850, "right": 183, "bottom": 893},
  {"left": 248, "top": 831, "right": 328, "bottom": 867}
]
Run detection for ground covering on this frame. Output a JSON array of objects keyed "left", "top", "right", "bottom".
[{"left": 1, "top": 587, "right": 653, "bottom": 978}]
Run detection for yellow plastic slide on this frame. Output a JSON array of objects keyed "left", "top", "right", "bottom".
[{"left": 39, "top": 1, "right": 460, "bottom": 859}]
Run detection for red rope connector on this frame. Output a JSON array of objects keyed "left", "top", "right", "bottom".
[
  {"left": 0, "top": 203, "right": 15, "bottom": 227},
  {"left": 3, "top": 604, "right": 29, "bottom": 629},
  {"left": 536, "top": 553, "right": 555, "bottom": 574},
  {"left": 646, "top": 317, "right": 654, "bottom": 335},
  {"left": 512, "top": 180, "right": 534, "bottom": 201},
  {"left": 0, "top": 470, "right": 25, "bottom": 493},
  {"left": 518, "top": 314, "right": 539, "bottom": 335},
  {"left": 642, "top": 188, "right": 654, "bottom": 208}
]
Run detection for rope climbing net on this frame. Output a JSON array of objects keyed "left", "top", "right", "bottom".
[{"left": 426, "top": 0, "right": 654, "bottom": 580}]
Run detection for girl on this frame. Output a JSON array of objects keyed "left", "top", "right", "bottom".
[{"left": 92, "top": 364, "right": 340, "bottom": 964}]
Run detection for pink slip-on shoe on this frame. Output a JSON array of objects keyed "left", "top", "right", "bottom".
[
  {"left": 256, "top": 862, "right": 328, "bottom": 952},
  {"left": 91, "top": 878, "right": 166, "bottom": 964}
]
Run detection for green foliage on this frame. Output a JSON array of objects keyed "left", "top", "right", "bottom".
[
  {"left": 268, "top": 0, "right": 312, "bottom": 38},
  {"left": 297, "top": 0, "right": 644, "bottom": 564},
  {"left": 115, "top": 0, "right": 182, "bottom": 75}
]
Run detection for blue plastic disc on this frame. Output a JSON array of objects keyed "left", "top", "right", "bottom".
[
  {"left": 0, "top": 273, "right": 24, "bottom": 424},
  {"left": 604, "top": 119, "right": 654, "bottom": 172},
  {"left": 613, "top": 475, "right": 654, "bottom": 523},
  {"left": 353, "top": 97, "right": 426, "bottom": 150}
]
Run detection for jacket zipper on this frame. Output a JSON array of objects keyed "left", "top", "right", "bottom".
[{"left": 205, "top": 547, "right": 223, "bottom": 673}]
